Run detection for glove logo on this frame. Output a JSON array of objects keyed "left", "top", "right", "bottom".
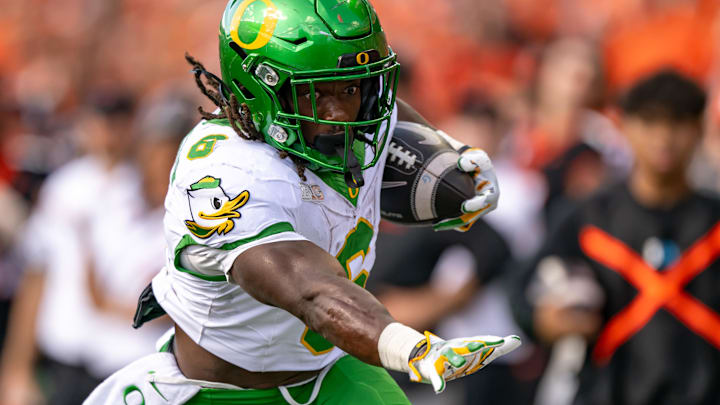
[
  {"left": 230, "top": 0, "right": 280, "bottom": 50},
  {"left": 185, "top": 176, "right": 250, "bottom": 239}
]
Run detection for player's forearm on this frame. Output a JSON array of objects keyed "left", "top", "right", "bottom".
[
  {"left": 231, "top": 240, "right": 399, "bottom": 366},
  {"left": 298, "top": 276, "right": 395, "bottom": 365},
  {"left": 294, "top": 279, "right": 429, "bottom": 373},
  {"left": 397, "top": 98, "right": 434, "bottom": 129}
]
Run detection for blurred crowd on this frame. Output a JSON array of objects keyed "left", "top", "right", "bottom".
[{"left": 1, "top": 0, "right": 720, "bottom": 404}]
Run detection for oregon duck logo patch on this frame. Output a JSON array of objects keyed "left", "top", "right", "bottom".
[{"left": 185, "top": 176, "right": 250, "bottom": 239}]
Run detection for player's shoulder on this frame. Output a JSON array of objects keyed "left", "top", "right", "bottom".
[
  {"left": 175, "top": 118, "right": 298, "bottom": 185},
  {"left": 181, "top": 118, "right": 272, "bottom": 164},
  {"left": 165, "top": 120, "right": 310, "bottom": 258},
  {"left": 169, "top": 120, "right": 305, "bottom": 242}
]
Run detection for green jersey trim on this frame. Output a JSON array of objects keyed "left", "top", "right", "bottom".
[
  {"left": 147, "top": 371, "right": 169, "bottom": 401},
  {"left": 157, "top": 338, "right": 173, "bottom": 353},
  {"left": 173, "top": 222, "right": 296, "bottom": 282},
  {"left": 206, "top": 118, "right": 231, "bottom": 127}
]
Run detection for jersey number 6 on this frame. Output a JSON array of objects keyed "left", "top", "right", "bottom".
[
  {"left": 300, "top": 218, "right": 374, "bottom": 355},
  {"left": 187, "top": 134, "right": 228, "bottom": 160}
]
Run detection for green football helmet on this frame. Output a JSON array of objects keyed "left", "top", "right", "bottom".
[{"left": 218, "top": 0, "right": 399, "bottom": 187}]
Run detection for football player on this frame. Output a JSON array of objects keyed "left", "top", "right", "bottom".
[{"left": 85, "top": 1, "right": 519, "bottom": 404}]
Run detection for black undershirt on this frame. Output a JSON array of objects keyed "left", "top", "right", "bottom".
[{"left": 516, "top": 182, "right": 720, "bottom": 405}]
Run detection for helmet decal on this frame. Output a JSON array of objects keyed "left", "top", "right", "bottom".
[
  {"left": 356, "top": 52, "right": 370, "bottom": 65},
  {"left": 185, "top": 176, "right": 250, "bottom": 239},
  {"left": 218, "top": 0, "right": 400, "bottom": 186},
  {"left": 230, "top": 0, "right": 279, "bottom": 50},
  {"left": 338, "top": 49, "right": 381, "bottom": 68}
]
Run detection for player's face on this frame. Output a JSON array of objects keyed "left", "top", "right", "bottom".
[
  {"left": 287, "top": 79, "right": 362, "bottom": 147},
  {"left": 623, "top": 116, "right": 702, "bottom": 177}
]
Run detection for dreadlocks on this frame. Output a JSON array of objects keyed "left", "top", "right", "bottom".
[{"left": 185, "top": 53, "right": 307, "bottom": 181}]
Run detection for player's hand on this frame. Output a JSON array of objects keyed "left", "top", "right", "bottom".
[
  {"left": 408, "top": 331, "right": 521, "bottom": 393},
  {"left": 433, "top": 148, "right": 499, "bottom": 232}
]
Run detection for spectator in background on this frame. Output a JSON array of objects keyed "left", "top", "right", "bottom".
[
  {"left": 438, "top": 96, "right": 547, "bottom": 405},
  {"left": 0, "top": 89, "right": 193, "bottom": 405},
  {"left": 690, "top": 115, "right": 720, "bottom": 193},
  {"left": 369, "top": 219, "right": 512, "bottom": 405},
  {"left": 0, "top": 102, "right": 31, "bottom": 354},
  {"left": 601, "top": 0, "right": 718, "bottom": 96},
  {"left": 0, "top": 174, "right": 28, "bottom": 362},
  {"left": 511, "top": 37, "right": 630, "bottom": 227},
  {"left": 368, "top": 96, "right": 542, "bottom": 405},
  {"left": 80, "top": 91, "right": 195, "bottom": 383},
  {"left": 0, "top": 91, "right": 138, "bottom": 405},
  {"left": 444, "top": 94, "right": 546, "bottom": 259},
  {"left": 370, "top": 221, "right": 510, "bottom": 335},
  {"left": 513, "top": 70, "right": 720, "bottom": 405}
]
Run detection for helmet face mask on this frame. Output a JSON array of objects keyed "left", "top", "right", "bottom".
[{"left": 218, "top": 0, "right": 399, "bottom": 186}]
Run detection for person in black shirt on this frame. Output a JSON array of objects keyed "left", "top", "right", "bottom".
[
  {"left": 513, "top": 70, "right": 720, "bottom": 405},
  {"left": 369, "top": 220, "right": 538, "bottom": 404},
  {"left": 370, "top": 219, "right": 510, "bottom": 335}
]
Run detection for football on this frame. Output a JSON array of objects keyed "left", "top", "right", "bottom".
[{"left": 380, "top": 121, "right": 475, "bottom": 225}]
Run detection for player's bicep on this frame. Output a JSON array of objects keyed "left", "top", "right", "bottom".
[
  {"left": 229, "top": 240, "right": 347, "bottom": 312},
  {"left": 168, "top": 156, "right": 308, "bottom": 281},
  {"left": 396, "top": 98, "right": 434, "bottom": 128}
]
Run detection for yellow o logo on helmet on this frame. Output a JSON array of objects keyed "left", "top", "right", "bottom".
[
  {"left": 356, "top": 52, "right": 370, "bottom": 65},
  {"left": 230, "top": 0, "right": 279, "bottom": 50}
]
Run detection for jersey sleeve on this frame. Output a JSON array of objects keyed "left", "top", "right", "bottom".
[{"left": 165, "top": 147, "right": 307, "bottom": 282}]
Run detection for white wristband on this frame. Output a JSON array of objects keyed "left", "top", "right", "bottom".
[{"left": 377, "top": 322, "right": 425, "bottom": 373}]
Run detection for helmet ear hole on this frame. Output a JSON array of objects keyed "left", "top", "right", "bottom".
[
  {"left": 232, "top": 79, "right": 255, "bottom": 101},
  {"left": 355, "top": 77, "right": 380, "bottom": 134},
  {"left": 277, "top": 82, "right": 293, "bottom": 113}
]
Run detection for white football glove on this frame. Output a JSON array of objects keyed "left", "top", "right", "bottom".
[
  {"left": 408, "top": 332, "right": 521, "bottom": 393},
  {"left": 433, "top": 148, "right": 499, "bottom": 232}
]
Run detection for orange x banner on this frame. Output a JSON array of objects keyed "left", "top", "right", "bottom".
[{"left": 579, "top": 223, "right": 720, "bottom": 365}]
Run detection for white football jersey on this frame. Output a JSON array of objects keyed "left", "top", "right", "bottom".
[{"left": 153, "top": 109, "right": 396, "bottom": 372}]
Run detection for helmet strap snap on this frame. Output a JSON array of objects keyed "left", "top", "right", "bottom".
[
  {"left": 311, "top": 133, "right": 364, "bottom": 188},
  {"left": 338, "top": 145, "right": 364, "bottom": 189}
]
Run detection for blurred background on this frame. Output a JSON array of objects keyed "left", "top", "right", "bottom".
[{"left": 0, "top": 0, "right": 719, "bottom": 404}]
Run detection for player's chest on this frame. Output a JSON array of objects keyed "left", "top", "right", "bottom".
[{"left": 292, "top": 171, "right": 381, "bottom": 284}]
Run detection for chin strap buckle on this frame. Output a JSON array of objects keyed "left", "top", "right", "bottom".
[
  {"left": 337, "top": 145, "right": 364, "bottom": 189},
  {"left": 312, "top": 134, "right": 365, "bottom": 189}
]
